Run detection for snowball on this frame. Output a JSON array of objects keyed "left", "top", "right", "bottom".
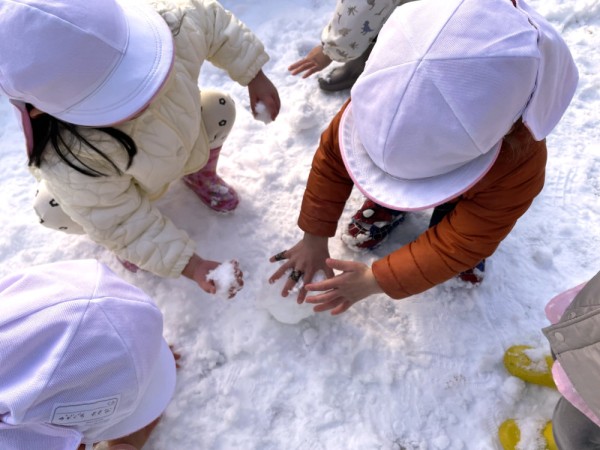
[
  {"left": 254, "top": 101, "right": 272, "bottom": 124},
  {"left": 257, "top": 270, "right": 327, "bottom": 324},
  {"left": 206, "top": 260, "right": 243, "bottom": 299}
]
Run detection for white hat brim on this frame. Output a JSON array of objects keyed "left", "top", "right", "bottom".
[
  {"left": 339, "top": 103, "right": 502, "bottom": 211},
  {"left": 56, "top": 0, "right": 174, "bottom": 126},
  {"left": 92, "top": 339, "right": 176, "bottom": 442}
]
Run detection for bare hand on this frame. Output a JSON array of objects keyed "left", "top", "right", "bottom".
[
  {"left": 304, "top": 258, "right": 383, "bottom": 315},
  {"left": 247, "top": 70, "right": 281, "bottom": 121},
  {"left": 105, "top": 416, "right": 161, "bottom": 449},
  {"left": 288, "top": 45, "right": 332, "bottom": 78},
  {"left": 182, "top": 254, "right": 220, "bottom": 294},
  {"left": 268, "top": 233, "right": 333, "bottom": 303}
]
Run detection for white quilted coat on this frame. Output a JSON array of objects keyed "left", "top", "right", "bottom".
[{"left": 29, "top": 0, "right": 269, "bottom": 278}]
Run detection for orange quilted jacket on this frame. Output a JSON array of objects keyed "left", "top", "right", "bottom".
[{"left": 298, "top": 101, "right": 547, "bottom": 299}]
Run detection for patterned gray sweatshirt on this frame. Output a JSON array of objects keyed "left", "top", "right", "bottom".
[{"left": 321, "top": 0, "right": 415, "bottom": 61}]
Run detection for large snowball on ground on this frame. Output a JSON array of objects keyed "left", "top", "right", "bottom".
[
  {"left": 257, "top": 271, "right": 327, "bottom": 324},
  {"left": 207, "top": 260, "right": 243, "bottom": 299}
]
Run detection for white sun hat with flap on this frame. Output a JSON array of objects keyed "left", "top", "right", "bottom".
[{"left": 340, "top": 0, "right": 578, "bottom": 211}]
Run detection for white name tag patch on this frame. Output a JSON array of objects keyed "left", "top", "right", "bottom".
[{"left": 50, "top": 395, "right": 120, "bottom": 425}]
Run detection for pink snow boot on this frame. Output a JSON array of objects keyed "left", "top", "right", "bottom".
[
  {"left": 117, "top": 257, "right": 139, "bottom": 273},
  {"left": 183, "top": 147, "right": 239, "bottom": 212}
]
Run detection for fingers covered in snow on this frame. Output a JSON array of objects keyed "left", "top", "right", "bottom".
[
  {"left": 182, "top": 254, "right": 243, "bottom": 298},
  {"left": 206, "top": 260, "right": 244, "bottom": 299}
]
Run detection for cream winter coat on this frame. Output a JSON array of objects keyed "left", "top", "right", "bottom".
[{"left": 30, "top": 0, "right": 269, "bottom": 278}]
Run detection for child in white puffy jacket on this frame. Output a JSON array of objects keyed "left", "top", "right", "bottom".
[{"left": 0, "top": 0, "right": 280, "bottom": 294}]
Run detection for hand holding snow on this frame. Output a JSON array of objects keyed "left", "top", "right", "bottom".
[{"left": 206, "top": 260, "right": 244, "bottom": 299}]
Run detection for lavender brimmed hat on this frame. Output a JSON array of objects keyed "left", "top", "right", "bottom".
[
  {"left": 340, "top": 0, "right": 578, "bottom": 211},
  {"left": 0, "top": 260, "right": 176, "bottom": 449},
  {"left": 0, "top": 0, "right": 174, "bottom": 151}
]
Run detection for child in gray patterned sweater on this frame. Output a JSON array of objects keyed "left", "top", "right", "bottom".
[{"left": 288, "top": 0, "right": 415, "bottom": 91}]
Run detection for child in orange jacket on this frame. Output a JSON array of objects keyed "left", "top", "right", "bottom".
[{"left": 270, "top": 0, "right": 577, "bottom": 314}]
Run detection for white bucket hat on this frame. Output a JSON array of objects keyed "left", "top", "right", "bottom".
[
  {"left": 0, "top": 0, "right": 174, "bottom": 142},
  {"left": 341, "top": 0, "right": 578, "bottom": 211},
  {"left": 0, "top": 260, "right": 176, "bottom": 450}
]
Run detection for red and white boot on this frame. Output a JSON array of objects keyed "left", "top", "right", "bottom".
[{"left": 184, "top": 147, "right": 239, "bottom": 212}]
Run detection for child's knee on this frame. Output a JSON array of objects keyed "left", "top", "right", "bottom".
[
  {"left": 200, "top": 89, "right": 236, "bottom": 148},
  {"left": 33, "top": 181, "right": 84, "bottom": 234}
]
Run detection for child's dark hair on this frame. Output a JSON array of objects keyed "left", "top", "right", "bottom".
[{"left": 27, "top": 107, "right": 137, "bottom": 177}]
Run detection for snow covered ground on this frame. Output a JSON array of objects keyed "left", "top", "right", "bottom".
[{"left": 0, "top": 0, "right": 599, "bottom": 448}]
